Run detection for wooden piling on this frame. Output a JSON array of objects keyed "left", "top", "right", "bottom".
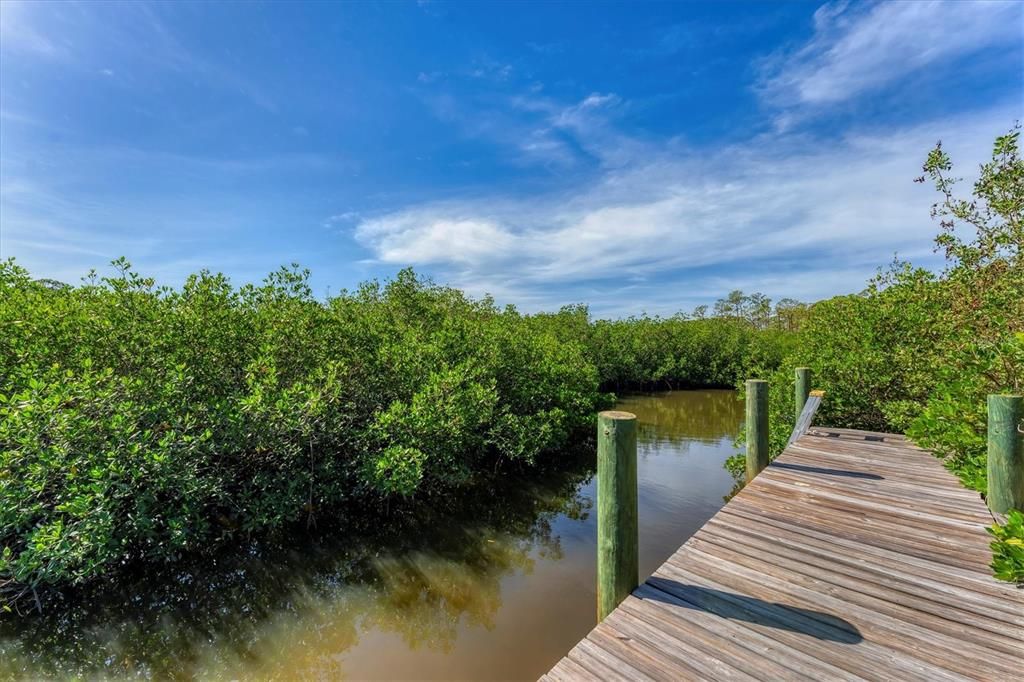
[
  {"left": 746, "top": 379, "right": 769, "bottom": 482},
  {"left": 795, "top": 367, "right": 811, "bottom": 423},
  {"left": 597, "top": 410, "right": 638, "bottom": 622},
  {"left": 987, "top": 394, "right": 1023, "bottom": 515}
]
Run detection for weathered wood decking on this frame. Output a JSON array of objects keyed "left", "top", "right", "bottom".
[{"left": 543, "top": 427, "right": 1024, "bottom": 681}]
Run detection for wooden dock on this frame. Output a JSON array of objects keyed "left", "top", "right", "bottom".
[{"left": 542, "top": 427, "right": 1024, "bottom": 681}]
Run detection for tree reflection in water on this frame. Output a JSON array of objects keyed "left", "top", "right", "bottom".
[
  {"left": 618, "top": 389, "right": 742, "bottom": 452},
  {"left": 1, "top": 390, "right": 742, "bottom": 680},
  {"left": 0, "top": 452, "right": 594, "bottom": 679}
]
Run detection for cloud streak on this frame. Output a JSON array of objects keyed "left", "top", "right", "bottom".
[
  {"left": 0, "top": 0, "right": 278, "bottom": 113},
  {"left": 0, "top": 1, "right": 71, "bottom": 59},
  {"left": 758, "top": 0, "right": 1022, "bottom": 126},
  {"left": 355, "top": 104, "right": 1016, "bottom": 316}
]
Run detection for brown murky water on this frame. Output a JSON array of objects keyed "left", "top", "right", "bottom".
[{"left": 0, "top": 390, "right": 742, "bottom": 680}]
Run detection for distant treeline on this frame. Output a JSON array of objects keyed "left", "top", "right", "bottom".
[
  {"left": 533, "top": 302, "right": 800, "bottom": 391},
  {"left": 0, "top": 259, "right": 794, "bottom": 598}
]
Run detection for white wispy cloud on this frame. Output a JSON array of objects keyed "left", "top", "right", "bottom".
[
  {"left": 758, "top": 0, "right": 1022, "bottom": 126},
  {"left": 552, "top": 92, "right": 622, "bottom": 128},
  {"left": 0, "top": 0, "right": 278, "bottom": 113},
  {"left": 417, "top": 70, "right": 445, "bottom": 84},
  {"left": 419, "top": 91, "right": 578, "bottom": 170},
  {"left": 421, "top": 89, "right": 636, "bottom": 172},
  {"left": 358, "top": 215, "right": 516, "bottom": 265},
  {"left": 467, "top": 58, "right": 513, "bottom": 82},
  {"left": 0, "top": 0, "right": 70, "bottom": 59},
  {"left": 355, "top": 104, "right": 1016, "bottom": 316},
  {"left": 322, "top": 212, "right": 362, "bottom": 230}
]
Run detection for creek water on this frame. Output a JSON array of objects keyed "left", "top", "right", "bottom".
[{"left": 0, "top": 389, "right": 742, "bottom": 680}]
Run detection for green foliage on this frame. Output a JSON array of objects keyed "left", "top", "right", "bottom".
[
  {"left": 1, "top": 259, "right": 790, "bottom": 599},
  {"left": 0, "top": 264, "right": 608, "bottom": 597},
  {"left": 987, "top": 510, "right": 1024, "bottom": 585},
  {"left": 906, "top": 127, "right": 1023, "bottom": 489},
  {"left": 537, "top": 309, "right": 797, "bottom": 392}
]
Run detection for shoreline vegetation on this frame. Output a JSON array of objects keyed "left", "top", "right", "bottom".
[
  {"left": 0, "top": 258, "right": 795, "bottom": 606},
  {"left": 2, "top": 128, "right": 1022, "bottom": 607}
]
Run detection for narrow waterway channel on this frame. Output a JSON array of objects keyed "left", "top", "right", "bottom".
[{"left": 0, "top": 389, "right": 742, "bottom": 680}]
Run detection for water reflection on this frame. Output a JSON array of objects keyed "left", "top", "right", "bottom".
[
  {"left": 0, "top": 460, "right": 593, "bottom": 680},
  {"left": 0, "top": 390, "right": 742, "bottom": 680},
  {"left": 617, "top": 389, "right": 742, "bottom": 451}
]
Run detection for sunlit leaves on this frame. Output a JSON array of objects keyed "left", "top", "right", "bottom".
[
  {"left": 988, "top": 510, "right": 1024, "bottom": 584},
  {"left": 1, "top": 263, "right": 614, "bottom": 597}
]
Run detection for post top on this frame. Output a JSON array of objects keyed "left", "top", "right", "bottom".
[
  {"left": 796, "top": 367, "right": 811, "bottom": 371},
  {"left": 745, "top": 379, "right": 768, "bottom": 384},
  {"left": 599, "top": 410, "right": 637, "bottom": 421}
]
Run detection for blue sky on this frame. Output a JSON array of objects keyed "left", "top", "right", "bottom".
[{"left": 1, "top": 0, "right": 1021, "bottom": 316}]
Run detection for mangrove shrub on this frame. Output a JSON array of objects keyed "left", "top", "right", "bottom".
[{"left": 0, "top": 262, "right": 790, "bottom": 599}]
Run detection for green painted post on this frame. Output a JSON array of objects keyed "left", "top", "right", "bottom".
[
  {"left": 597, "top": 410, "right": 638, "bottom": 622},
  {"left": 746, "top": 379, "right": 769, "bottom": 482},
  {"left": 987, "top": 394, "right": 1024, "bottom": 515},
  {"left": 795, "top": 367, "right": 811, "bottom": 423}
]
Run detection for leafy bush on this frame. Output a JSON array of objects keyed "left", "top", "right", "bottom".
[
  {"left": 0, "top": 264, "right": 610, "bottom": 598},
  {"left": 1, "top": 258, "right": 791, "bottom": 600},
  {"left": 988, "top": 509, "right": 1024, "bottom": 584},
  {"left": 535, "top": 307, "right": 797, "bottom": 392}
]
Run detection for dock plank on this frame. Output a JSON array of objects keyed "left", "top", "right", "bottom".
[{"left": 542, "top": 428, "right": 1024, "bottom": 681}]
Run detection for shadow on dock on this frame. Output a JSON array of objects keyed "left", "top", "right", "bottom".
[
  {"left": 771, "top": 461, "right": 883, "bottom": 480},
  {"left": 641, "top": 579, "right": 863, "bottom": 644}
]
